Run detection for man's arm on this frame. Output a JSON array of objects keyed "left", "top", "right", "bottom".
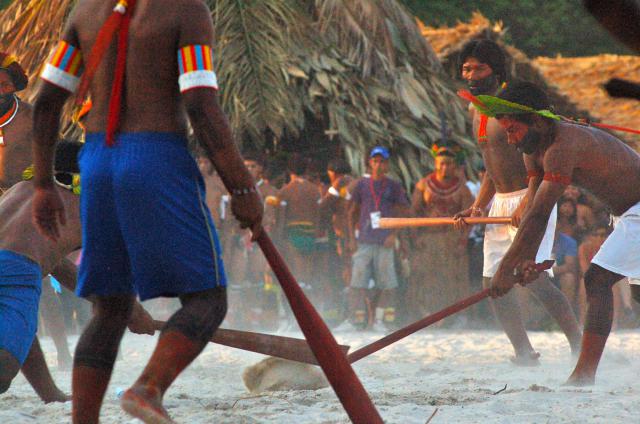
[
  {"left": 178, "top": 2, "right": 262, "bottom": 236},
  {"left": 491, "top": 143, "right": 576, "bottom": 296},
  {"left": 512, "top": 154, "right": 543, "bottom": 227},
  {"left": 32, "top": 20, "right": 79, "bottom": 241},
  {"left": 50, "top": 258, "right": 78, "bottom": 292}
]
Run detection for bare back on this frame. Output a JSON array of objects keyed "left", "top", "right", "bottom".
[
  {"left": 471, "top": 107, "right": 528, "bottom": 193},
  {"left": 278, "top": 179, "right": 321, "bottom": 227},
  {"left": 0, "top": 181, "right": 81, "bottom": 274},
  {"left": 68, "top": 0, "right": 213, "bottom": 134},
  {"left": 540, "top": 123, "right": 640, "bottom": 215},
  {"left": 0, "top": 100, "right": 33, "bottom": 188}
]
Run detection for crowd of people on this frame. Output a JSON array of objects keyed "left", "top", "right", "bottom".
[{"left": 193, "top": 141, "right": 637, "bottom": 337}]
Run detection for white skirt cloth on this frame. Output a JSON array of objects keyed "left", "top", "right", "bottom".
[
  {"left": 593, "top": 202, "right": 640, "bottom": 280},
  {"left": 483, "top": 188, "right": 557, "bottom": 278}
]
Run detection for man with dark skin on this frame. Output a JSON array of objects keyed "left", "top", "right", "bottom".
[
  {"left": 0, "top": 141, "right": 154, "bottom": 404},
  {"left": 0, "top": 53, "right": 32, "bottom": 192},
  {"left": 32, "top": 1, "right": 263, "bottom": 423},
  {"left": 486, "top": 80, "right": 640, "bottom": 386},
  {"left": 0, "top": 52, "right": 75, "bottom": 372},
  {"left": 454, "top": 40, "right": 581, "bottom": 364}
]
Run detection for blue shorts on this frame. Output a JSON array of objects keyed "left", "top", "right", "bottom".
[
  {"left": 0, "top": 250, "right": 41, "bottom": 365},
  {"left": 77, "top": 132, "right": 226, "bottom": 301}
]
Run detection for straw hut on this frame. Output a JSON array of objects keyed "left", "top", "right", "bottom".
[
  {"left": 534, "top": 55, "right": 640, "bottom": 147},
  {"left": 0, "top": 0, "right": 478, "bottom": 189}
]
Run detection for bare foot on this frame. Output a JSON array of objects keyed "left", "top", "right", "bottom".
[
  {"left": 563, "top": 372, "right": 595, "bottom": 387},
  {"left": 121, "top": 385, "right": 174, "bottom": 424},
  {"left": 510, "top": 351, "right": 541, "bottom": 367},
  {"left": 41, "top": 389, "right": 70, "bottom": 404}
]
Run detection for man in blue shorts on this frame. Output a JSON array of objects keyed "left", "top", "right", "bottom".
[
  {"left": 32, "top": 1, "right": 263, "bottom": 423},
  {"left": 0, "top": 140, "right": 153, "bottom": 403}
]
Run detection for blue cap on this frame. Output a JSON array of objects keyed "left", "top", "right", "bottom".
[{"left": 369, "top": 146, "right": 390, "bottom": 159}]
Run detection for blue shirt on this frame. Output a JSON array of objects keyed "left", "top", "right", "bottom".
[{"left": 553, "top": 232, "right": 577, "bottom": 266}]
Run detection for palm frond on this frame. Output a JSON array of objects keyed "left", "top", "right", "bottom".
[
  {"left": 210, "top": 0, "right": 304, "bottom": 143},
  {"left": 0, "top": 0, "right": 75, "bottom": 101}
]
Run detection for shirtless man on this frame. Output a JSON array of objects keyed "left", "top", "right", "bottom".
[
  {"left": 32, "top": 1, "right": 263, "bottom": 423},
  {"left": 454, "top": 40, "right": 581, "bottom": 364},
  {"left": 0, "top": 52, "right": 31, "bottom": 192},
  {"left": 0, "top": 52, "right": 74, "bottom": 371},
  {"left": 0, "top": 140, "right": 153, "bottom": 403},
  {"left": 277, "top": 156, "right": 321, "bottom": 292},
  {"left": 486, "top": 80, "right": 640, "bottom": 385}
]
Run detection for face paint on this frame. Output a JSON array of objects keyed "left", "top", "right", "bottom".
[
  {"left": 515, "top": 128, "right": 541, "bottom": 154},
  {"left": 467, "top": 74, "right": 498, "bottom": 95}
]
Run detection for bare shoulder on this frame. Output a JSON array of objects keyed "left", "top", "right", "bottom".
[{"left": 414, "top": 177, "right": 427, "bottom": 191}]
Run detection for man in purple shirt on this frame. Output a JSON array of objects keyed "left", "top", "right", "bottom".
[{"left": 348, "top": 147, "right": 409, "bottom": 329}]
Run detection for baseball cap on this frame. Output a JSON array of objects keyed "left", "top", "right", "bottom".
[{"left": 369, "top": 146, "right": 390, "bottom": 159}]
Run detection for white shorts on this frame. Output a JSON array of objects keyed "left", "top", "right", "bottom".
[
  {"left": 483, "top": 188, "right": 557, "bottom": 278},
  {"left": 593, "top": 202, "right": 640, "bottom": 280}
]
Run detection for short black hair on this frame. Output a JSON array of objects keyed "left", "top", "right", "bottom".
[
  {"left": 243, "top": 151, "right": 265, "bottom": 167},
  {"left": 498, "top": 80, "right": 551, "bottom": 110},
  {"left": 54, "top": 140, "right": 83, "bottom": 174},
  {"left": 496, "top": 80, "right": 551, "bottom": 123},
  {"left": 287, "top": 154, "right": 308, "bottom": 176},
  {"left": 459, "top": 39, "right": 507, "bottom": 84},
  {"left": 327, "top": 158, "right": 351, "bottom": 175}
]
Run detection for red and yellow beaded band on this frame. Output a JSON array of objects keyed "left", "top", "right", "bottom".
[
  {"left": 40, "top": 41, "right": 84, "bottom": 93},
  {"left": 178, "top": 45, "right": 218, "bottom": 93}
]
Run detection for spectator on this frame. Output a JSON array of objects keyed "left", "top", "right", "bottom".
[
  {"left": 347, "top": 147, "right": 409, "bottom": 329},
  {"left": 407, "top": 147, "right": 474, "bottom": 322}
]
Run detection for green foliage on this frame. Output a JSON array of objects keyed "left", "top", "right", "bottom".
[
  {"left": 0, "top": 0, "right": 12, "bottom": 10},
  {"left": 401, "top": 0, "right": 631, "bottom": 57}
]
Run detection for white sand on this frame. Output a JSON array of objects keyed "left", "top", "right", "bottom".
[{"left": 1, "top": 327, "right": 639, "bottom": 423}]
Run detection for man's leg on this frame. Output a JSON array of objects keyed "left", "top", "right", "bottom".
[
  {"left": 21, "top": 338, "right": 68, "bottom": 403},
  {"left": 40, "top": 278, "right": 73, "bottom": 370},
  {"left": 566, "top": 265, "right": 622, "bottom": 386},
  {"left": 121, "top": 287, "right": 226, "bottom": 422},
  {"left": 558, "top": 272, "right": 579, "bottom": 314},
  {"left": 527, "top": 273, "right": 582, "bottom": 354},
  {"left": 483, "top": 277, "right": 539, "bottom": 365},
  {"left": 0, "top": 349, "right": 20, "bottom": 395},
  {"left": 72, "top": 294, "right": 134, "bottom": 424},
  {"left": 349, "top": 245, "right": 372, "bottom": 329}
]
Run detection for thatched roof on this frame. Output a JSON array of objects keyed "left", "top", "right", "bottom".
[
  {"left": 534, "top": 55, "right": 640, "bottom": 147},
  {"left": 0, "top": 0, "right": 478, "bottom": 189}
]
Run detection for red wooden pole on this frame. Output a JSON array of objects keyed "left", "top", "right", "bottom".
[
  {"left": 347, "top": 289, "right": 490, "bottom": 363},
  {"left": 257, "top": 232, "right": 383, "bottom": 423}
]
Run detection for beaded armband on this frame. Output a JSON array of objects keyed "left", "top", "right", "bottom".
[
  {"left": 178, "top": 45, "right": 218, "bottom": 93},
  {"left": 231, "top": 186, "right": 257, "bottom": 196},
  {"left": 41, "top": 41, "right": 84, "bottom": 93}
]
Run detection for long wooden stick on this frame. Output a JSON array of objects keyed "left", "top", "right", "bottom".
[
  {"left": 347, "top": 289, "right": 490, "bottom": 363},
  {"left": 346, "top": 260, "right": 555, "bottom": 363},
  {"left": 379, "top": 216, "right": 512, "bottom": 229},
  {"left": 256, "top": 232, "right": 383, "bottom": 423},
  {"left": 152, "top": 320, "right": 350, "bottom": 365}
]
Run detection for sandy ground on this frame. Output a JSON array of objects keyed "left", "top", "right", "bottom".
[{"left": 1, "top": 326, "right": 639, "bottom": 423}]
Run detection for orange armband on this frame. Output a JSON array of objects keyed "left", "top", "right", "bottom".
[
  {"left": 543, "top": 172, "right": 571, "bottom": 185},
  {"left": 526, "top": 170, "right": 542, "bottom": 183}
]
